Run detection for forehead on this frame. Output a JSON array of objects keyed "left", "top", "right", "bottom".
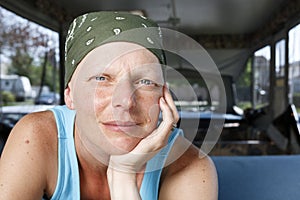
[
  {"left": 85, "top": 41, "right": 157, "bottom": 63},
  {"left": 72, "top": 42, "right": 162, "bottom": 79},
  {"left": 80, "top": 42, "right": 159, "bottom": 69}
]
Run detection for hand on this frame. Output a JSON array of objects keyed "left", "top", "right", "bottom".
[{"left": 108, "top": 85, "right": 179, "bottom": 173}]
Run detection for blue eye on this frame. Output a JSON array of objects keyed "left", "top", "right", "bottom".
[
  {"left": 95, "top": 76, "right": 106, "bottom": 81},
  {"left": 140, "top": 79, "right": 153, "bottom": 85}
]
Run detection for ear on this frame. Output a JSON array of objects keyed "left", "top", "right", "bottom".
[{"left": 64, "top": 84, "right": 75, "bottom": 109}]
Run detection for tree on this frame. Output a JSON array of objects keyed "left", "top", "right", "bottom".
[
  {"left": 7, "top": 49, "right": 34, "bottom": 76},
  {"left": 3, "top": 18, "right": 50, "bottom": 75},
  {"left": 0, "top": 6, "right": 59, "bottom": 93}
]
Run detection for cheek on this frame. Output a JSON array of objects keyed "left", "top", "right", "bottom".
[
  {"left": 72, "top": 82, "right": 111, "bottom": 116},
  {"left": 93, "top": 88, "right": 112, "bottom": 111},
  {"left": 136, "top": 92, "right": 161, "bottom": 121},
  {"left": 73, "top": 85, "right": 94, "bottom": 111}
]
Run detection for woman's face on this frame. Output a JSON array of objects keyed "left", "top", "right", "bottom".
[{"left": 67, "top": 42, "right": 164, "bottom": 155}]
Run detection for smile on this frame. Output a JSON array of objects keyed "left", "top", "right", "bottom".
[{"left": 102, "top": 121, "right": 140, "bottom": 132}]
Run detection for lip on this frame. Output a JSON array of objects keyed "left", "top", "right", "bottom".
[{"left": 101, "top": 121, "right": 140, "bottom": 132}]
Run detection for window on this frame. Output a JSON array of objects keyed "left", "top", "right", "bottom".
[
  {"left": 288, "top": 24, "right": 300, "bottom": 110},
  {"left": 236, "top": 58, "right": 252, "bottom": 109},
  {"left": 275, "top": 39, "right": 285, "bottom": 78},
  {"left": 253, "top": 46, "right": 270, "bottom": 108},
  {"left": 0, "top": 6, "right": 59, "bottom": 106}
]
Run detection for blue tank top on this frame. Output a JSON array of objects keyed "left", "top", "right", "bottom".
[{"left": 48, "top": 105, "right": 182, "bottom": 200}]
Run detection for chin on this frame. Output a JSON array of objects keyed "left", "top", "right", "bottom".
[{"left": 106, "top": 136, "right": 141, "bottom": 155}]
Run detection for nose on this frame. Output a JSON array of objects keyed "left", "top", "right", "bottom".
[{"left": 112, "top": 80, "right": 136, "bottom": 109}]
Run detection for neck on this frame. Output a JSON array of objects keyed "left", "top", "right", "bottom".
[
  {"left": 73, "top": 126, "right": 146, "bottom": 199},
  {"left": 74, "top": 126, "right": 110, "bottom": 174}
]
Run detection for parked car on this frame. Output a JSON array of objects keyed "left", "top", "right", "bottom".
[
  {"left": 34, "top": 92, "right": 60, "bottom": 105},
  {"left": 0, "top": 74, "right": 33, "bottom": 101},
  {"left": 0, "top": 105, "right": 54, "bottom": 155}
]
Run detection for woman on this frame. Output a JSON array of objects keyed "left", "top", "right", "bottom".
[{"left": 0, "top": 11, "right": 218, "bottom": 199}]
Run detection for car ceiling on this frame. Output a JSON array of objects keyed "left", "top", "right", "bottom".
[
  {"left": 0, "top": 0, "right": 290, "bottom": 35},
  {"left": 0, "top": 0, "right": 298, "bottom": 80}
]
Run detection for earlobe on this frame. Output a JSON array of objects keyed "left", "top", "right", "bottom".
[{"left": 64, "top": 85, "right": 75, "bottom": 109}]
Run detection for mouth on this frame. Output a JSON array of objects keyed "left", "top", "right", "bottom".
[{"left": 101, "top": 121, "right": 140, "bottom": 132}]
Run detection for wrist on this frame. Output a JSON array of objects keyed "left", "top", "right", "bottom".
[
  {"left": 107, "top": 168, "right": 141, "bottom": 200},
  {"left": 107, "top": 167, "right": 137, "bottom": 183}
]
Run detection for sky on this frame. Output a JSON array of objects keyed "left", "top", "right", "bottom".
[{"left": 0, "top": 6, "right": 58, "bottom": 46}]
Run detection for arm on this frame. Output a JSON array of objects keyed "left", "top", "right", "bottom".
[
  {"left": 159, "top": 141, "right": 218, "bottom": 200},
  {"left": 0, "top": 112, "right": 55, "bottom": 199},
  {"left": 107, "top": 86, "right": 179, "bottom": 200},
  {"left": 107, "top": 169, "right": 141, "bottom": 200}
]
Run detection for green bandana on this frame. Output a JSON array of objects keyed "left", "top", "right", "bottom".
[{"left": 64, "top": 11, "right": 166, "bottom": 88}]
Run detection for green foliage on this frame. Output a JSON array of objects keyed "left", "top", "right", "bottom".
[
  {"left": 237, "top": 101, "right": 252, "bottom": 110},
  {"left": 6, "top": 51, "right": 59, "bottom": 92},
  {"left": 1, "top": 91, "right": 15, "bottom": 105},
  {"left": 237, "top": 58, "right": 252, "bottom": 87},
  {"left": 235, "top": 58, "right": 252, "bottom": 108},
  {"left": 293, "top": 93, "right": 300, "bottom": 108},
  {"left": 8, "top": 49, "right": 34, "bottom": 76}
]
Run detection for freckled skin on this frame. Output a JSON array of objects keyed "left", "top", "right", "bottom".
[
  {"left": 69, "top": 42, "right": 164, "bottom": 154},
  {"left": 0, "top": 42, "right": 218, "bottom": 200}
]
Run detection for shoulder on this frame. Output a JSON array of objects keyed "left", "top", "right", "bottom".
[
  {"left": 6, "top": 110, "right": 59, "bottom": 169},
  {"left": 11, "top": 110, "right": 58, "bottom": 148},
  {"left": 163, "top": 135, "right": 217, "bottom": 177},
  {"left": 5, "top": 110, "right": 57, "bottom": 153},
  {"left": 159, "top": 136, "right": 218, "bottom": 200},
  {"left": 0, "top": 110, "right": 58, "bottom": 198}
]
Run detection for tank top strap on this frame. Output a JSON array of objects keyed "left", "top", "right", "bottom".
[
  {"left": 48, "top": 106, "right": 183, "bottom": 200},
  {"left": 50, "top": 105, "right": 76, "bottom": 139},
  {"left": 49, "top": 105, "right": 80, "bottom": 199},
  {"left": 140, "top": 128, "right": 183, "bottom": 200}
]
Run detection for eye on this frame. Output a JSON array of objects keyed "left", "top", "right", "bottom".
[
  {"left": 95, "top": 76, "right": 107, "bottom": 81},
  {"left": 135, "top": 79, "right": 162, "bottom": 90},
  {"left": 137, "top": 79, "right": 161, "bottom": 87},
  {"left": 139, "top": 79, "right": 154, "bottom": 85}
]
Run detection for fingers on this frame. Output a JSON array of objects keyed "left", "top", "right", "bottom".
[
  {"left": 130, "top": 85, "right": 179, "bottom": 153},
  {"left": 163, "top": 85, "right": 179, "bottom": 123},
  {"left": 107, "top": 86, "right": 180, "bottom": 173},
  {"left": 151, "top": 85, "right": 179, "bottom": 143}
]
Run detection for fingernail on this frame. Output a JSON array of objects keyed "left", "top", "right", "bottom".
[
  {"left": 165, "top": 83, "right": 170, "bottom": 89},
  {"left": 160, "top": 97, "right": 166, "bottom": 103}
]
